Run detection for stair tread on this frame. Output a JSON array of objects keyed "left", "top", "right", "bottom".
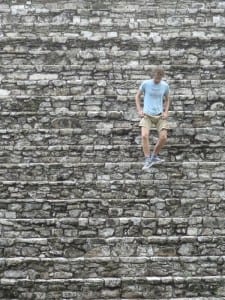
[
  {"left": 2, "top": 275, "right": 225, "bottom": 282},
  {"left": 2, "top": 24, "right": 225, "bottom": 29},
  {"left": 0, "top": 126, "right": 224, "bottom": 132},
  {"left": 0, "top": 94, "right": 224, "bottom": 98},
  {"left": 2, "top": 76, "right": 225, "bottom": 82},
  {"left": 1, "top": 216, "right": 224, "bottom": 220},
  {"left": 1, "top": 31, "right": 225, "bottom": 38},
  {"left": 0, "top": 196, "right": 219, "bottom": 201},
  {"left": 1, "top": 110, "right": 225, "bottom": 114},
  {"left": 1, "top": 146, "right": 224, "bottom": 152},
  {"left": 1, "top": 235, "right": 224, "bottom": 241},
  {"left": 0, "top": 161, "right": 224, "bottom": 166},
  {"left": 1, "top": 178, "right": 224, "bottom": 182},
  {"left": 0, "top": 66, "right": 224, "bottom": 72},
  {"left": 1, "top": 255, "right": 225, "bottom": 260},
  {"left": 0, "top": 299, "right": 220, "bottom": 300}
]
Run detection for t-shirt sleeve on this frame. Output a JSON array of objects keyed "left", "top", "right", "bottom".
[
  {"left": 139, "top": 81, "right": 145, "bottom": 93},
  {"left": 164, "top": 84, "right": 169, "bottom": 96}
]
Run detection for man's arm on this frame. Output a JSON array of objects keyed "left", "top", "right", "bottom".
[
  {"left": 135, "top": 90, "right": 144, "bottom": 117},
  {"left": 162, "top": 94, "right": 170, "bottom": 119}
]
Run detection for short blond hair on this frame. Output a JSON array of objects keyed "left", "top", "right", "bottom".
[{"left": 152, "top": 66, "right": 165, "bottom": 77}]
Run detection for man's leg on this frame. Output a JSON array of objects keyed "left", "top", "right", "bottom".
[
  {"left": 139, "top": 116, "right": 153, "bottom": 170},
  {"left": 141, "top": 126, "right": 152, "bottom": 170},
  {"left": 141, "top": 126, "right": 151, "bottom": 157},
  {"left": 152, "top": 129, "right": 168, "bottom": 156}
]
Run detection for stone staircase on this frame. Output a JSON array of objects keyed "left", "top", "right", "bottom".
[{"left": 0, "top": 0, "right": 225, "bottom": 299}]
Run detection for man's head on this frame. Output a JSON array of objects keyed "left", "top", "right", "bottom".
[{"left": 152, "top": 67, "right": 165, "bottom": 84}]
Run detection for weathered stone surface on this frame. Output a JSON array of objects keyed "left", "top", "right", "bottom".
[
  {"left": 0, "top": 161, "right": 225, "bottom": 181},
  {"left": 1, "top": 196, "right": 225, "bottom": 219},
  {"left": 2, "top": 215, "right": 225, "bottom": 238},
  {"left": 0, "top": 0, "right": 225, "bottom": 298},
  {"left": 1, "top": 276, "right": 225, "bottom": 299},
  {"left": 0, "top": 109, "right": 224, "bottom": 130},
  {"left": 1, "top": 256, "right": 225, "bottom": 279}
]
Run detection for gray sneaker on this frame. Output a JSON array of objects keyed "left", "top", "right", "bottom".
[
  {"left": 149, "top": 155, "right": 165, "bottom": 167},
  {"left": 142, "top": 157, "right": 152, "bottom": 170}
]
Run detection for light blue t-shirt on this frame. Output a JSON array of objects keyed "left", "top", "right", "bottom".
[{"left": 139, "top": 79, "right": 169, "bottom": 115}]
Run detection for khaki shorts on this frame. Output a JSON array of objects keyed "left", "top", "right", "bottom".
[{"left": 139, "top": 113, "right": 170, "bottom": 132}]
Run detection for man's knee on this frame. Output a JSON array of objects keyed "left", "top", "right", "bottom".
[
  {"left": 141, "top": 128, "right": 149, "bottom": 140},
  {"left": 159, "top": 130, "right": 167, "bottom": 142}
]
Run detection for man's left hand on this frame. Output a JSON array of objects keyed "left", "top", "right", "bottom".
[{"left": 162, "top": 112, "right": 169, "bottom": 119}]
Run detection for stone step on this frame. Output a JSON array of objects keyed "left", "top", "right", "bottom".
[
  {"left": 0, "top": 127, "right": 223, "bottom": 147},
  {"left": 1, "top": 18, "right": 224, "bottom": 31},
  {"left": 0, "top": 31, "right": 224, "bottom": 58},
  {"left": 1, "top": 215, "right": 225, "bottom": 238},
  {"left": 0, "top": 299, "right": 220, "bottom": 300},
  {"left": 0, "top": 144, "right": 224, "bottom": 163},
  {"left": 0, "top": 110, "right": 224, "bottom": 130},
  {"left": 0, "top": 95, "right": 224, "bottom": 112},
  {"left": 1, "top": 4, "right": 224, "bottom": 22},
  {"left": 1, "top": 256, "right": 225, "bottom": 279},
  {"left": 0, "top": 109, "right": 224, "bottom": 120},
  {"left": 1, "top": 1, "right": 224, "bottom": 14},
  {"left": 0, "top": 22, "right": 224, "bottom": 36},
  {"left": 0, "top": 26, "right": 224, "bottom": 43},
  {"left": 0, "top": 276, "right": 225, "bottom": 299},
  {"left": 1, "top": 45, "right": 224, "bottom": 66},
  {"left": 0, "top": 65, "right": 225, "bottom": 85},
  {"left": 0, "top": 298, "right": 220, "bottom": 300},
  {"left": 0, "top": 178, "right": 223, "bottom": 200},
  {"left": 0, "top": 63, "right": 225, "bottom": 79},
  {"left": 1, "top": 236, "right": 225, "bottom": 258},
  {"left": 0, "top": 78, "right": 224, "bottom": 96},
  {"left": 0, "top": 162, "right": 224, "bottom": 181},
  {"left": 0, "top": 197, "right": 223, "bottom": 219},
  {"left": 0, "top": 298, "right": 221, "bottom": 300},
  {"left": 6, "top": 65, "right": 223, "bottom": 79}
]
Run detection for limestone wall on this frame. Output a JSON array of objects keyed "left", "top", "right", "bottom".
[{"left": 0, "top": 1, "right": 225, "bottom": 299}]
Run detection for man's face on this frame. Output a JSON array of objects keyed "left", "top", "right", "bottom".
[{"left": 153, "top": 74, "right": 163, "bottom": 84}]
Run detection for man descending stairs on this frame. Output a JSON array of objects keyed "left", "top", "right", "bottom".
[{"left": 0, "top": 0, "right": 225, "bottom": 299}]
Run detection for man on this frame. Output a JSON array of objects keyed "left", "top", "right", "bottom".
[{"left": 135, "top": 67, "right": 170, "bottom": 170}]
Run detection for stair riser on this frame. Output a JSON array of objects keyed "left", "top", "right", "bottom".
[
  {"left": 0, "top": 198, "right": 223, "bottom": 219},
  {"left": 1, "top": 237, "right": 225, "bottom": 257},
  {"left": 0, "top": 163, "right": 225, "bottom": 181},
  {"left": 0, "top": 180, "right": 223, "bottom": 199},
  {"left": 1, "top": 216, "right": 225, "bottom": 238},
  {"left": 0, "top": 278, "right": 225, "bottom": 299},
  {"left": 1, "top": 258, "right": 225, "bottom": 279},
  {"left": 0, "top": 60, "right": 225, "bottom": 77},
  {"left": 1, "top": 9, "right": 225, "bottom": 27},
  {"left": 0, "top": 79, "right": 225, "bottom": 96},
  {"left": 1, "top": 147, "right": 225, "bottom": 163},
  {"left": 1, "top": 50, "right": 225, "bottom": 66},
  {"left": 0, "top": 128, "right": 223, "bottom": 147},
  {"left": 0, "top": 98, "right": 224, "bottom": 112},
  {"left": 0, "top": 114, "right": 224, "bottom": 129},
  {"left": 1, "top": 33, "right": 225, "bottom": 52}
]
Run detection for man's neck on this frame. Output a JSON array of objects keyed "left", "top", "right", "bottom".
[{"left": 153, "top": 79, "right": 161, "bottom": 84}]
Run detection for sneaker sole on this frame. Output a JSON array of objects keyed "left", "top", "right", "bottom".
[
  {"left": 142, "top": 165, "right": 151, "bottom": 170},
  {"left": 149, "top": 160, "right": 164, "bottom": 167}
]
